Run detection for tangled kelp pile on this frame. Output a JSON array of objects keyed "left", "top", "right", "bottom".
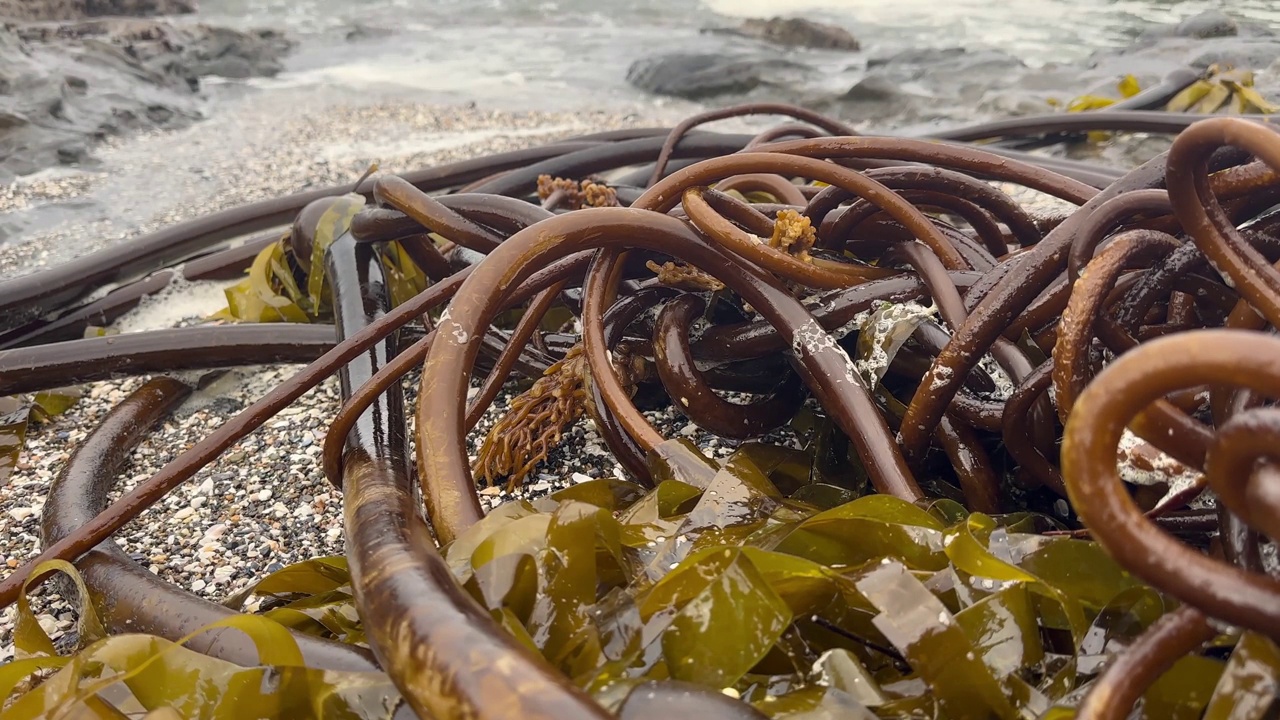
[{"left": 2, "top": 92, "right": 1280, "bottom": 719}]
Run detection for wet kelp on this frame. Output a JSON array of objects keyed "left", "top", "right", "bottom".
[{"left": 2, "top": 102, "right": 1280, "bottom": 718}]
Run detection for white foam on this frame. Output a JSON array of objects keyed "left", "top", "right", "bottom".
[{"left": 112, "top": 274, "right": 236, "bottom": 335}]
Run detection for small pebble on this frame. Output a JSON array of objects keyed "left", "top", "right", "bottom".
[{"left": 0, "top": 102, "right": 787, "bottom": 647}]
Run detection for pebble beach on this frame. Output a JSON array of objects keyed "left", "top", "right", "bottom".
[{"left": 0, "top": 97, "right": 683, "bottom": 656}]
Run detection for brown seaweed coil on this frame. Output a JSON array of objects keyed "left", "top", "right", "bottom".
[{"left": 7, "top": 103, "right": 1280, "bottom": 718}]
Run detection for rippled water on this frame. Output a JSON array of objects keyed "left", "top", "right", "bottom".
[
  {"left": 192, "top": 0, "right": 1280, "bottom": 112},
  {"left": 6, "top": 1, "right": 1279, "bottom": 251}
]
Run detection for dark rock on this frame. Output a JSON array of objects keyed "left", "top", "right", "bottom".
[
  {"left": 1176, "top": 10, "right": 1237, "bottom": 39},
  {"left": 828, "top": 45, "right": 1032, "bottom": 126},
  {"left": 1137, "top": 11, "right": 1270, "bottom": 47},
  {"left": 0, "top": 17, "right": 293, "bottom": 179},
  {"left": 842, "top": 73, "right": 900, "bottom": 102},
  {"left": 867, "top": 46, "right": 965, "bottom": 70},
  {"left": 344, "top": 22, "right": 392, "bottom": 42},
  {"left": 626, "top": 52, "right": 812, "bottom": 100},
  {"left": 864, "top": 46, "right": 1024, "bottom": 84},
  {"left": 1190, "top": 39, "right": 1280, "bottom": 70},
  {"left": 144, "top": 103, "right": 173, "bottom": 122},
  {"left": 0, "top": 0, "right": 196, "bottom": 22},
  {"left": 835, "top": 73, "right": 929, "bottom": 120},
  {"left": 192, "top": 55, "right": 252, "bottom": 78},
  {"left": 708, "top": 16, "right": 859, "bottom": 52}
]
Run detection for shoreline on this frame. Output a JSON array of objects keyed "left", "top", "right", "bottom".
[
  {"left": 0, "top": 97, "right": 743, "bottom": 655},
  {"left": 0, "top": 97, "right": 680, "bottom": 278}
]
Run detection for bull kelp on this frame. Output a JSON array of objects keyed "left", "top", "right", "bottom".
[{"left": 2, "top": 88, "right": 1280, "bottom": 718}]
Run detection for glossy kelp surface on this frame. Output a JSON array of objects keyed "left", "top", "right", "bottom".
[{"left": 3, "top": 101, "right": 1280, "bottom": 718}]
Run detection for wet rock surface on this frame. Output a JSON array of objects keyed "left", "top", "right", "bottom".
[
  {"left": 0, "top": 1, "right": 291, "bottom": 181},
  {"left": 626, "top": 53, "right": 814, "bottom": 101},
  {"left": 0, "top": 0, "right": 196, "bottom": 22},
  {"left": 628, "top": 10, "right": 1280, "bottom": 133},
  {"left": 705, "top": 16, "right": 859, "bottom": 52}
]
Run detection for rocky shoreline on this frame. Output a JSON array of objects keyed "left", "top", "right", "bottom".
[
  {"left": 628, "top": 9, "right": 1280, "bottom": 127},
  {"left": 0, "top": 100, "right": 665, "bottom": 653},
  {"left": 0, "top": 0, "right": 292, "bottom": 180},
  {"left": 4, "top": 3, "right": 1280, "bottom": 183}
]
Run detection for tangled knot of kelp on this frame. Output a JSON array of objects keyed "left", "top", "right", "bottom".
[{"left": 3, "top": 93, "right": 1280, "bottom": 719}]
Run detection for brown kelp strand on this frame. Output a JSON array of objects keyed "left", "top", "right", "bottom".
[
  {"left": 321, "top": 252, "right": 596, "bottom": 490},
  {"left": 329, "top": 198, "right": 614, "bottom": 720},
  {"left": 466, "top": 282, "right": 567, "bottom": 431},
  {"left": 1062, "top": 332, "right": 1280, "bottom": 633},
  {"left": 0, "top": 229, "right": 280, "bottom": 350},
  {"left": 0, "top": 138, "right": 628, "bottom": 332},
  {"left": 646, "top": 102, "right": 861, "bottom": 187},
  {"left": 470, "top": 133, "right": 757, "bottom": 197},
  {"left": 652, "top": 294, "right": 804, "bottom": 440},
  {"left": 0, "top": 324, "right": 337, "bottom": 396},
  {"left": 40, "top": 375, "right": 382, "bottom": 673},
  {"left": 12, "top": 108, "right": 1280, "bottom": 718},
  {"left": 928, "top": 109, "right": 1280, "bottom": 143},
  {"left": 1074, "top": 606, "right": 1217, "bottom": 720}
]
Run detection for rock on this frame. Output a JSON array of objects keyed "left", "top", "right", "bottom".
[
  {"left": 191, "top": 55, "right": 252, "bottom": 79},
  {"left": 0, "top": 110, "right": 25, "bottom": 128},
  {"left": 181, "top": 26, "right": 289, "bottom": 79},
  {"left": 867, "top": 46, "right": 966, "bottom": 70},
  {"left": 834, "top": 44, "right": 1030, "bottom": 125},
  {"left": 626, "top": 52, "right": 811, "bottom": 100},
  {"left": 344, "top": 22, "right": 392, "bottom": 43},
  {"left": 626, "top": 53, "right": 759, "bottom": 98},
  {"left": 1176, "top": 10, "right": 1237, "bottom": 39},
  {"left": 0, "top": 0, "right": 197, "bottom": 22},
  {"left": 836, "top": 72, "right": 936, "bottom": 121},
  {"left": 842, "top": 73, "right": 901, "bottom": 103},
  {"left": 712, "top": 16, "right": 860, "bottom": 52},
  {"left": 0, "top": 17, "right": 292, "bottom": 179},
  {"left": 199, "top": 525, "right": 226, "bottom": 546},
  {"left": 55, "top": 141, "right": 86, "bottom": 163},
  {"left": 1190, "top": 39, "right": 1280, "bottom": 71},
  {"left": 866, "top": 46, "right": 1024, "bottom": 83}
]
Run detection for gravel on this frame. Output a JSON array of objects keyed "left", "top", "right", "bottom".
[
  {"left": 0, "top": 92, "right": 1075, "bottom": 661},
  {"left": 0, "top": 92, "right": 677, "bottom": 277},
  {"left": 0, "top": 340, "right": 792, "bottom": 659},
  {"left": 0, "top": 95, "right": 688, "bottom": 658}
]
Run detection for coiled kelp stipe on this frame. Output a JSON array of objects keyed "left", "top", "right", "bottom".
[{"left": 3, "top": 102, "right": 1280, "bottom": 718}]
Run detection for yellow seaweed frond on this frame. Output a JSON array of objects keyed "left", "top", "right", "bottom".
[
  {"left": 536, "top": 174, "right": 583, "bottom": 208},
  {"left": 769, "top": 209, "right": 817, "bottom": 260},
  {"left": 536, "top": 175, "right": 619, "bottom": 208},
  {"left": 582, "top": 180, "right": 620, "bottom": 208}
]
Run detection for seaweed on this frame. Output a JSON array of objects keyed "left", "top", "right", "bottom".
[
  {"left": 0, "top": 388, "right": 80, "bottom": 483},
  {"left": 4, "top": 103, "right": 1280, "bottom": 718}
]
